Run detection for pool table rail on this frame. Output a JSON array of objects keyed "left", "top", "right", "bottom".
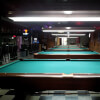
[
  {"left": 0, "top": 73, "right": 100, "bottom": 92},
  {"left": 34, "top": 53, "right": 100, "bottom": 59},
  {"left": 0, "top": 73, "right": 100, "bottom": 78},
  {"left": 47, "top": 48, "right": 90, "bottom": 51},
  {"left": 0, "top": 59, "right": 100, "bottom": 92}
]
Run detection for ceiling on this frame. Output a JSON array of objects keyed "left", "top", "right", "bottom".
[
  {"left": 1, "top": 0, "right": 100, "bottom": 16},
  {"left": 7, "top": 11, "right": 100, "bottom": 17},
  {"left": 1, "top": 0, "right": 100, "bottom": 31}
]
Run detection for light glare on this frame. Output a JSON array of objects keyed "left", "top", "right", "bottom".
[
  {"left": 89, "top": 33, "right": 91, "bottom": 38},
  {"left": 9, "top": 17, "right": 100, "bottom": 22},
  {"left": 43, "top": 30, "right": 95, "bottom": 32},
  {"left": 64, "top": 11, "right": 73, "bottom": 14},
  {"left": 52, "top": 34, "right": 85, "bottom": 36},
  {"left": 66, "top": 27, "right": 71, "bottom": 29},
  {"left": 59, "top": 37, "right": 78, "bottom": 38}
]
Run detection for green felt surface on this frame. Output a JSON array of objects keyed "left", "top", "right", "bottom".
[
  {"left": 56, "top": 45, "right": 78, "bottom": 47},
  {"left": 0, "top": 59, "right": 100, "bottom": 74},
  {"left": 38, "top": 51, "right": 99, "bottom": 54},
  {"left": 50, "top": 48, "right": 88, "bottom": 49},
  {"left": 53, "top": 45, "right": 87, "bottom": 49}
]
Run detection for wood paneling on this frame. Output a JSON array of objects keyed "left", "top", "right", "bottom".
[{"left": 89, "top": 30, "right": 100, "bottom": 53}]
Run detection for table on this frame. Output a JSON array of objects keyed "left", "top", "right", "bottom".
[
  {"left": 48, "top": 48, "right": 89, "bottom": 51},
  {"left": 54, "top": 45, "right": 79, "bottom": 48},
  {"left": 0, "top": 59, "right": 100, "bottom": 92},
  {"left": 34, "top": 51, "right": 100, "bottom": 59},
  {"left": 48, "top": 45, "right": 89, "bottom": 51}
]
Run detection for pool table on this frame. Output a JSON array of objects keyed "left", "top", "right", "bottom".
[
  {"left": 34, "top": 51, "right": 100, "bottom": 59},
  {"left": 48, "top": 48, "right": 89, "bottom": 51},
  {"left": 54, "top": 45, "right": 79, "bottom": 48},
  {"left": 0, "top": 59, "right": 100, "bottom": 92},
  {"left": 48, "top": 46, "right": 89, "bottom": 51}
]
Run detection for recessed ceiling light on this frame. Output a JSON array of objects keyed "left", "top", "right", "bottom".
[
  {"left": 63, "top": 11, "right": 72, "bottom": 14},
  {"left": 66, "top": 27, "right": 71, "bottom": 29}
]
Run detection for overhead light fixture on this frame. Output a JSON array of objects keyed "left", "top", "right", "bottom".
[
  {"left": 43, "top": 30, "right": 95, "bottom": 32},
  {"left": 8, "top": 17, "right": 100, "bottom": 22},
  {"left": 63, "top": 11, "right": 73, "bottom": 14},
  {"left": 59, "top": 37, "right": 78, "bottom": 38},
  {"left": 89, "top": 33, "right": 91, "bottom": 38},
  {"left": 70, "top": 34, "right": 85, "bottom": 36},
  {"left": 66, "top": 27, "right": 71, "bottom": 29},
  {"left": 52, "top": 34, "right": 85, "bottom": 36},
  {"left": 52, "top": 34, "right": 68, "bottom": 36},
  {"left": 58, "top": 31, "right": 64, "bottom": 33}
]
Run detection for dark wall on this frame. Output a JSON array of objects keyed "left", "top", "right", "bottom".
[
  {"left": 89, "top": 30, "right": 100, "bottom": 52},
  {"left": 80, "top": 33, "right": 90, "bottom": 47}
]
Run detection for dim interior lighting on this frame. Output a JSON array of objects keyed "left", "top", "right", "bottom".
[
  {"left": 24, "top": 29, "right": 28, "bottom": 33},
  {"left": 34, "top": 38, "right": 37, "bottom": 41},
  {"left": 42, "top": 27, "right": 44, "bottom": 29},
  {"left": 66, "top": 27, "right": 71, "bottom": 29},
  {"left": 23, "top": 33, "right": 29, "bottom": 35},
  {"left": 89, "top": 33, "right": 91, "bottom": 38},
  {"left": 43, "top": 30, "right": 95, "bottom": 32},
  {"left": 13, "top": 35, "right": 16, "bottom": 38},
  {"left": 8, "top": 11, "right": 13, "bottom": 15},
  {"left": 11, "top": 37, "right": 14, "bottom": 39},
  {"left": 49, "top": 26, "right": 52, "bottom": 29},
  {"left": 63, "top": 11, "right": 73, "bottom": 14},
  {"left": 8, "top": 17, "right": 100, "bottom": 22}
]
